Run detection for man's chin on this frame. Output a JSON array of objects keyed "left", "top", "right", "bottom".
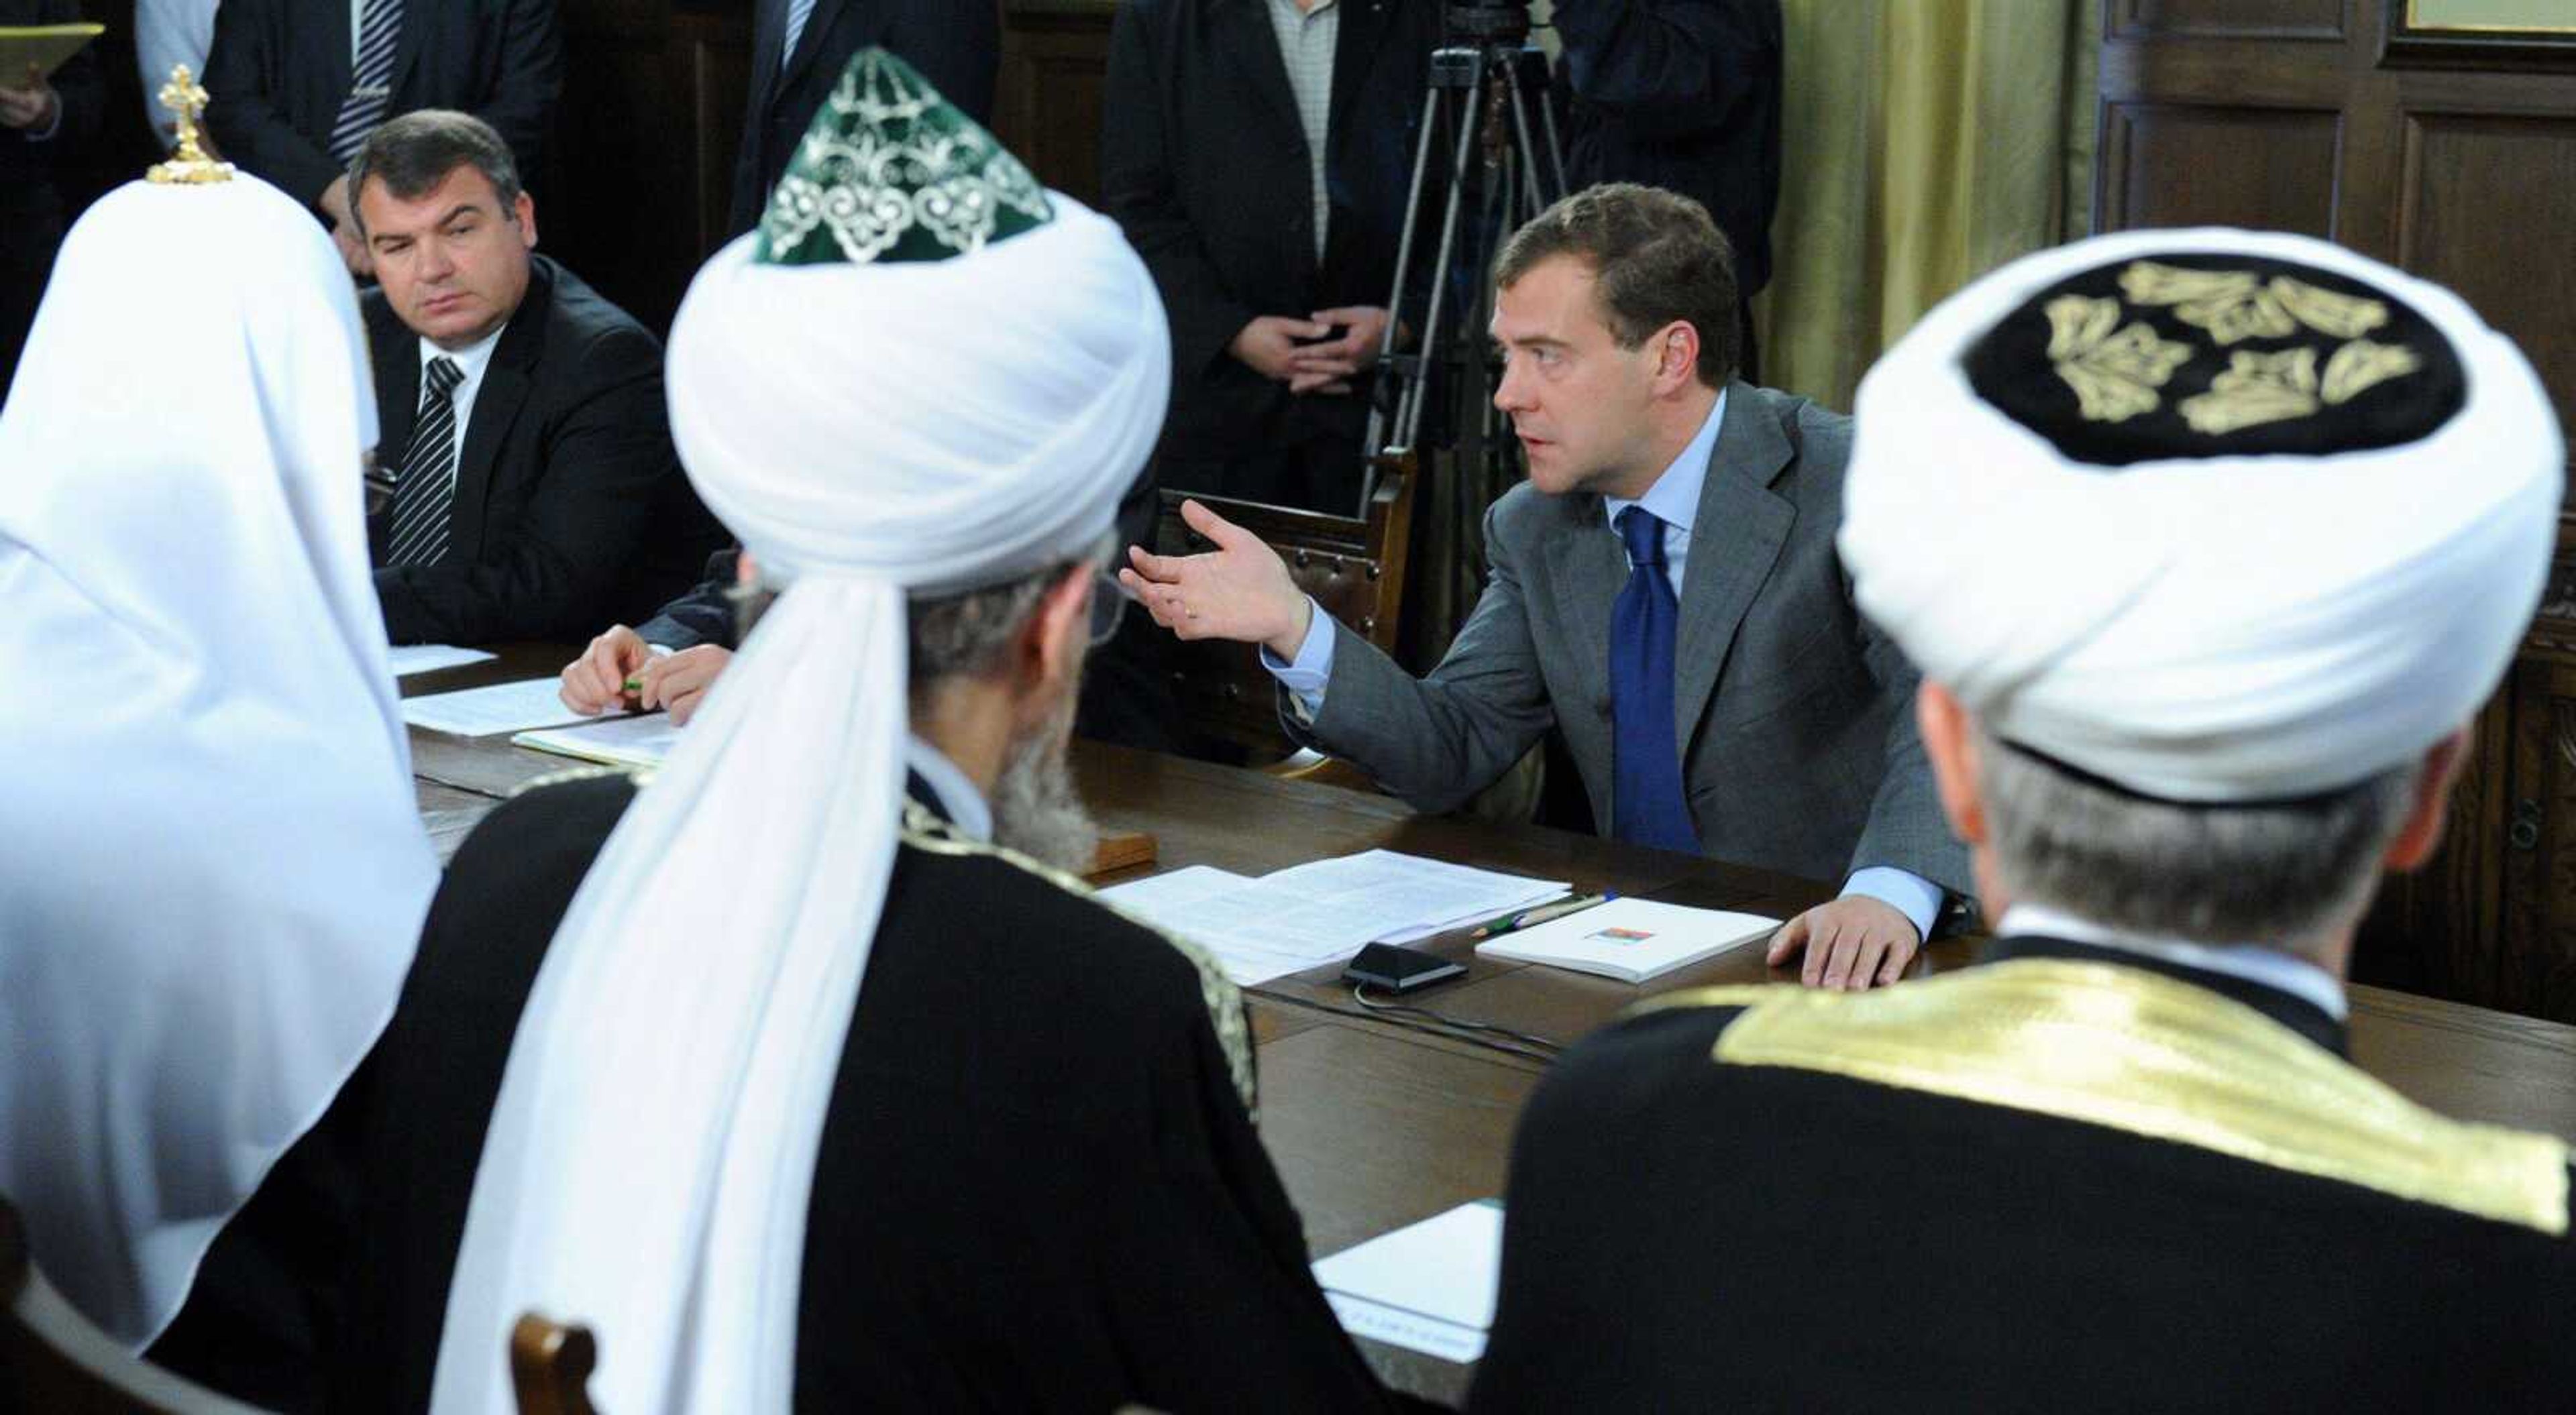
[{"left": 989, "top": 699, "right": 1097, "bottom": 876}]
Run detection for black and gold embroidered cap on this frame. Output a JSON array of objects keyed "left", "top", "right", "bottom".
[
  {"left": 1839, "top": 228, "right": 2562, "bottom": 805},
  {"left": 1963, "top": 252, "right": 2467, "bottom": 468}
]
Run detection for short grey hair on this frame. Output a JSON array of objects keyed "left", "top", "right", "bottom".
[
  {"left": 1976, "top": 732, "right": 2423, "bottom": 950},
  {"left": 732, "top": 539, "right": 1110, "bottom": 691}
]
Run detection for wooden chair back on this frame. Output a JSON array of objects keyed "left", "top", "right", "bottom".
[
  {"left": 1153, "top": 449, "right": 1417, "bottom": 761},
  {"left": 509, "top": 1312, "right": 600, "bottom": 1415},
  {"left": 0, "top": 1195, "right": 268, "bottom": 1414}
]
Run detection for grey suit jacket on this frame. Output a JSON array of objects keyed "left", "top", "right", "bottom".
[{"left": 1285, "top": 381, "right": 1972, "bottom": 898}]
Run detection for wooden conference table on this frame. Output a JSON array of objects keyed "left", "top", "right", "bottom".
[{"left": 401, "top": 647, "right": 2576, "bottom": 1406}]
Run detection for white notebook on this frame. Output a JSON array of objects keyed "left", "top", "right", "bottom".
[
  {"left": 513, "top": 713, "right": 682, "bottom": 769},
  {"left": 1311, "top": 1200, "right": 1504, "bottom": 1363},
  {"left": 1474, "top": 897, "right": 1779, "bottom": 984}
]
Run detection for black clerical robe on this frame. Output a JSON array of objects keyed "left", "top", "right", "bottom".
[
  {"left": 1470, "top": 937, "right": 2576, "bottom": 1413},
  {"left": 160, "top": 769, "right": 1397, "bottom": 1414}
]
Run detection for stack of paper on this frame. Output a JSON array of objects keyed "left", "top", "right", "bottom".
[
  {"left": 514, "top": 714, "right": 682, "bottom": 769},
  {"left": 1474, "top": 897, "right": 1778, "bottom": 984},
  {"left": 1311, "top": 1200, "right": 1505, "bottom": 1363},
  {"left": 1097, "top": 850, "right": 1566, "bottom": 985},
  {"left": 400, "top": 678, "right": 592, "bottom": 736}
]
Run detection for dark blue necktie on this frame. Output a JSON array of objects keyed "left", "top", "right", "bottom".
[{"left": 1610, "top": 507, "right": 1698, "bottom": 852}]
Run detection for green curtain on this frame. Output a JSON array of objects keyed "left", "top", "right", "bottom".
[{"left": 1758, "top": 0, "right": 2099, "bottom": 413}]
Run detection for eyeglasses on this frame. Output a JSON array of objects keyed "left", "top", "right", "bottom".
[{"left": 1089, "top": 567, "right": 1134, "bottom": 646}]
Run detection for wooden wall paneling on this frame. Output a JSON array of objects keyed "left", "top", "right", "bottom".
[
  {"left": 547, "top": 0, "right": 686, "bottom": 333},
  {"left": 2499, "top": 657, "right": 2576, "bottom": 1022},
  {"left": 2108, "top": 0, "right": 2348, "bottom": 42},
  {"left": 2096, "top": 102, "right": 2344, "bottom": 235},
  {"left": 676, "top": 12, "right": 755, "bottom": 262},
  {"left": 2397, "top": 111, "right": 2576, "bottom": 443},
  {"left": 2103, "top": 0, "right": 2576, "bottom": 1019},
  {"left": 996, "top": 3, "right": 1118, "bottom": 209},
  {"left": 539, "top": 1, "right": 750, "bottom": 338}
]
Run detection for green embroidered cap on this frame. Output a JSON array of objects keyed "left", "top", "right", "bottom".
[{"left": 755, "top": 48, "right": 1054, "bottom": 267}]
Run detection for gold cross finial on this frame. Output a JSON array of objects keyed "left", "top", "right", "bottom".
[{"left": 148, "top": 64, "right": 235, "bottom": 186}]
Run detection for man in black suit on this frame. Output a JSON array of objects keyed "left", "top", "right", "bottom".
[
  {"left": 727, "top": 0, "right": 999, "bottom": 238},
  {"left": 203, "top": 0, "right": 560, "bottom": 274},
  {"left": 1552, "top": 0, "right": 1780, "bottom": 377},
  {"left": 1103, "top": 0, "right": 1439, "bottom": 514},
  {"left": 1, "top": 0, "right": 101, "bottom": 400},
  {"left": 353, "top": 110, "right": 715, "bottom": 644}
]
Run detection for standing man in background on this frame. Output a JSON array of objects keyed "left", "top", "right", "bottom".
[
  {"left": 1553, "top": 0, "right": 1779, "bottom": 376},
  {"left": 0, "top": 0, "right": 101, "bottom": 400},
  {"left": 727, "top": 0, "right": 1000, "bottom": 237},
  {"left": 1103, "top": 0, "right": 1440, "bottom": 514},
  {"left": 203, "top": 0, "right": 561, "bottom": 275}
]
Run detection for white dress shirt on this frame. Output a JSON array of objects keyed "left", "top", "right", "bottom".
[{"left": 404, "top": 326, "right": 504, "bottom": 489}]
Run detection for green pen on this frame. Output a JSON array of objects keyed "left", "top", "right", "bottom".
[{"left": 1470, "top": 891, "right": 1615, "bottom": 940}]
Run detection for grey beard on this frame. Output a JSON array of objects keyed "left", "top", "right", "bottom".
[{"left": 989, "top": 689, "right": 1097, "bottom": 875}]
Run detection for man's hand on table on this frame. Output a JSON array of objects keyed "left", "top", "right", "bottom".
[
  {"left": 1121, "top": 498, "right": 1315, "bottom": 660},
  {"left": 558, "top": 626, "right": 733, "bottom": 726},
  {"left": 559, "top": 625, "right": 652, "bottom": 714},
  {"left": 635, "top": 646, "right": 730, "bottom": 726},
  {"left": 1766, "top": 895, "right": 1921, "bottom": 991}
]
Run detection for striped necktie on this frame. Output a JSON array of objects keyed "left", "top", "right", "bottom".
[
  {"left": 386, "top": 357, "right": 465, "bottom": 568},
  {"left": 782, "top": 0, "right": 817, "bottom": 66},
  {"left": 329, "top": 0, "right": 404, "bottom": 164}
]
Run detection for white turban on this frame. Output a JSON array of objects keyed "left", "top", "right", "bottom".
[
  {"left": 0, "top": 176, "right": 437, "bottom": 1343},
  {"left": 432, "top": 52, "right": 1170, "bottom": 1410},
  {"left": 1841, "top": 227, "right": 2563, "bottom": 801}
]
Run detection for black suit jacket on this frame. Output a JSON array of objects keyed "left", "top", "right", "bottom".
[
  {"left": 1102, "top": 0, "right": 1438, "bottom": 465},
  {"left": 1, "top": 0, "right": 102, "bottom": 398},
  {"left": 203, "top": 0, "right": 561, "bottom": 211},
  {"left": 1471, "top": 936, "right": 2576, "bottom": 1412},
  {"left": 368, "top": 255, "right": 718, "bottom": 644},
  {"left": 1553, "top": 0, "right": 1780, "bottom": 296},
  {"left": 727, "top": 0, "right": 1000, "bottom": 237}
]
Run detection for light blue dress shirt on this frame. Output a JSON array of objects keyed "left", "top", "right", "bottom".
[
  {"left": 1997, "top": 904, "right": 2348, "bottom": 1020},
  {"left": 1263, "top": 389, "right": 1944, "bottom": 942}
]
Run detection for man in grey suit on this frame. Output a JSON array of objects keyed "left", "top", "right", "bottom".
[{"left": 1123, "top": 184, "right": 1968, "bottom": 989}]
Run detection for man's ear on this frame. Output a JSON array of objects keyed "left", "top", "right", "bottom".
[
  {"left": 1012, "top": 565, "right": 1093, "bottom": 707},
  {"left": 1650, "top": 319, "right": 1701, "bottom": 396},
  {"left": 1916, "top": 681, "right": 1986, "bottom": 847},
  {"left": 2384, "top": 728, "right": 2472, "bottom": 872},
  {"left": 515, "top": 190, "right": 539, "bottom": 249}
]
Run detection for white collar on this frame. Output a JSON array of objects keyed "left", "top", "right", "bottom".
[
  {"left": 1996, "top": 903, "right": 2349, "bottom": 1021},
  {"left": 1603, "top": 384, "right": 1728, "bottom": 536},
  {"left": 904, "top": 733, "right": 991, "bottom": 842},
  {"left": 416, "top": 323, "right": 506, "bottom": 388}
]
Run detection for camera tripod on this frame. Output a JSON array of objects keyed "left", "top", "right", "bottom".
[{"left": 1363, "top": 3, "right": 1567, "bottom": 645}]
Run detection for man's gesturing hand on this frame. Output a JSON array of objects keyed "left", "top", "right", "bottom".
[
  {"left": 1764, "top": 895, "right": 1923, "bottom": 991},
  {"left": 1120, "top": 499, "right": 1313, "bottom": 660}
]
